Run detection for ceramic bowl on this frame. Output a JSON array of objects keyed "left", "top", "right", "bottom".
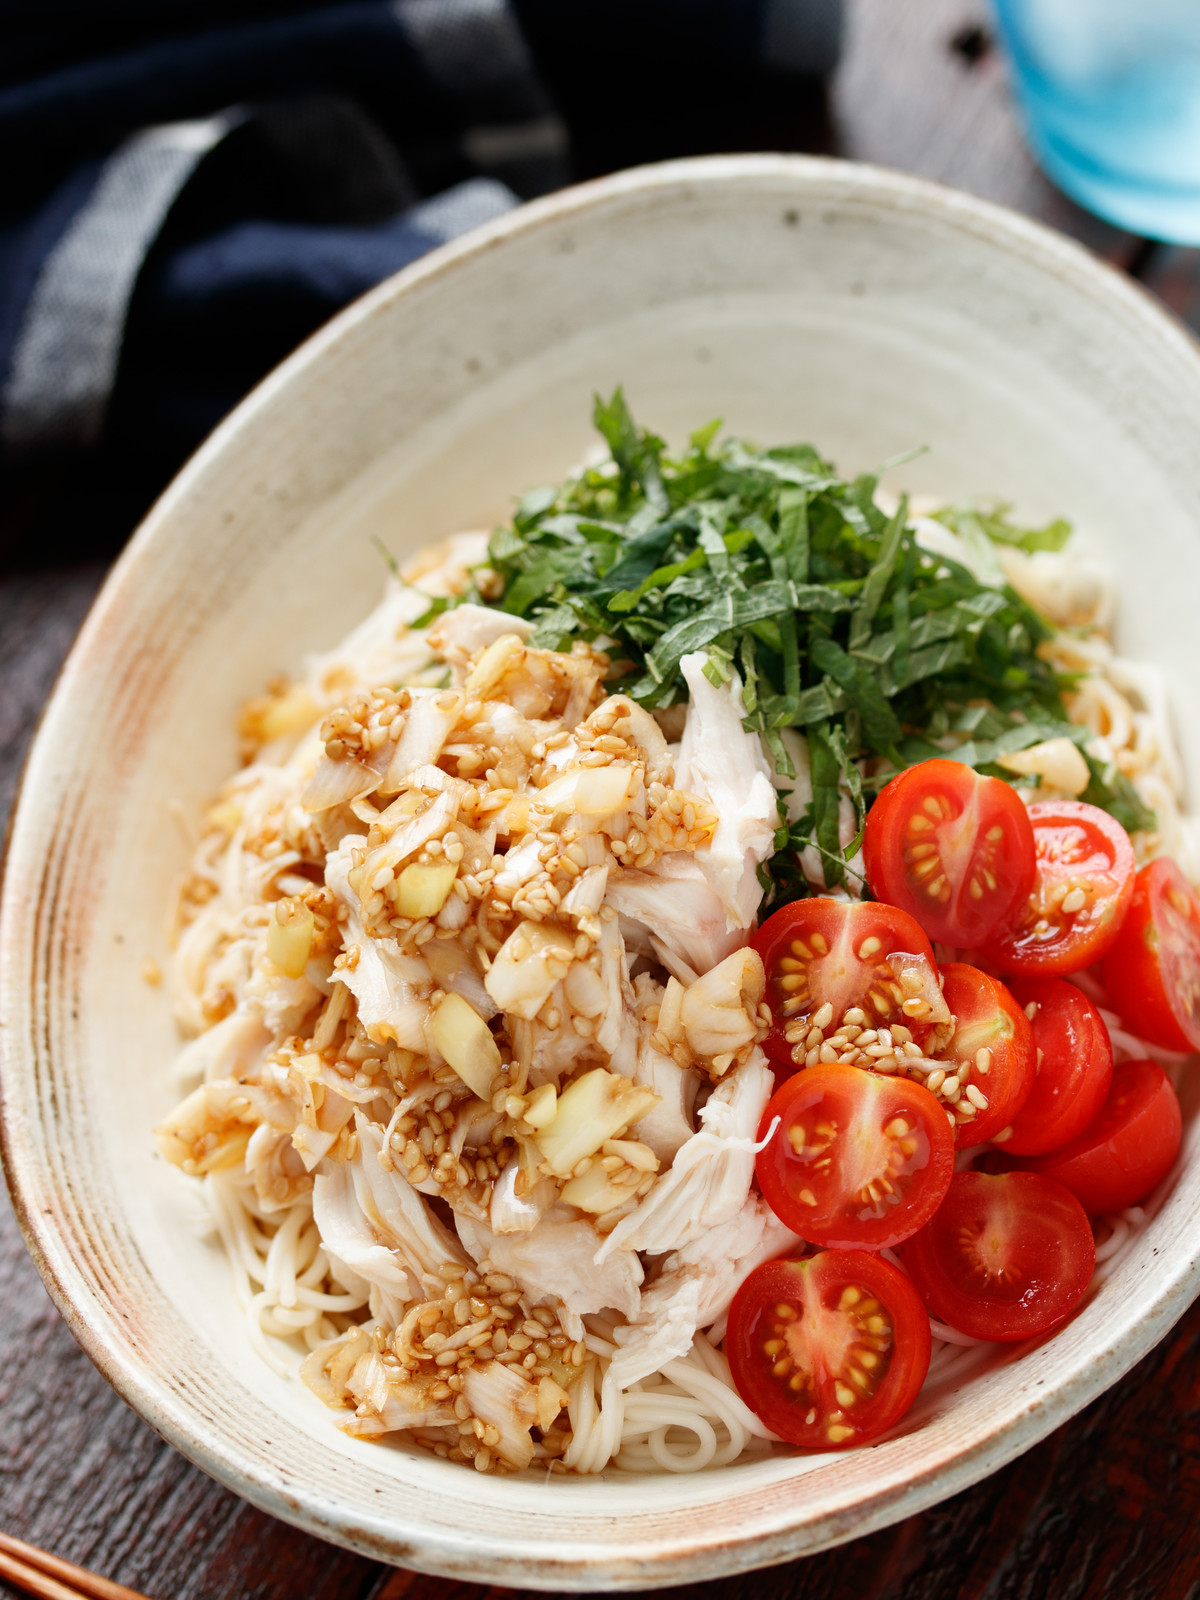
[{"left": 4, "top": 155, "right": 1200, "bottom": 1591}]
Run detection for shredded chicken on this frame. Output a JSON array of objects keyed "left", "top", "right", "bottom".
[
  {"left": 674, "top": 652, "right": 778, "bottom": 929},
  {"left": 594, "top": 1052, "right": 775, "bottom": 1261},
  {"left": 159, "top": 552, "right": 792, "bottom": 1477},
  {"left": 609, "top": 1198, "right": 802, "bottom": 1387},
  {"left": 457, "top": 1210, "right": 644, "bottom": 1338}
]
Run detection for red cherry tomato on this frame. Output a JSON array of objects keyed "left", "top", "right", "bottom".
[
  {"left": 937, "top": 964, "right": 1036, "bottom": 1148},
  {"left": 863, "top": 758, "right": 1036, "bottom": 948},
  {"left": 726, "top": 1250, "right": 931, "bottom": 1449},
  {"left": 1102, "top": 858, "right": 1200, "bottom": 1053},
  {"left": 1018, "top": 1058, "right": 1182, "bottom": 1215},
  {"left": 756, "top": 1064, "right": 955, "bottom": 1249},
  {"left": 899, "top": 1170, "right": 1095, "bottom": 1342},
  {"left": 999, "top": 977, "right": 1114, "bottom": 1156},
  {"left": 753, "top": 898, "right": 945, "bottom": 1073},
  {"left": 985, "top": 801, "right": 1135, "bottom": 976}
]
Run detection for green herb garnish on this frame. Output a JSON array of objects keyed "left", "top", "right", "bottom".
[{"left": 458, "top": 390, "right": 1154, "bottom": 904}]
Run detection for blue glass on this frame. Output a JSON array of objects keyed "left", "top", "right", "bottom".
[{"left": 991, "top": 0, "right": 1200, "bottom": 242}]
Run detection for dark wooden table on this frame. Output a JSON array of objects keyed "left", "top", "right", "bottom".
[{"left": 4, "top": 2, "right": 1200, "bottom": 1597}]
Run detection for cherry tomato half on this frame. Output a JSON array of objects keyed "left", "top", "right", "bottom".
[
  {"left": 937, "top": 964, "right": 1036, "bottom": 1148},
  {"left": 999, "top": 977, "right": 1114, "bottom": 1156},
  {"left": 1017, "top": 1058, "right": 1181, "bottom": 1215},
  {"left": 863, "top": 759, "right": 1036, "bottom": 948},
  {"left": 985, "top": 801, "right": 1135, "bottom": 976},
  {"left": 753, "top": 898, "right": 947, "bottom": 1072},
  {"left": 1102, "top": 858, "right": 1200, "bottom": 1053},
  {"left": 726, "top": 1250, "right": 931, "bottom": 1449},
  {"left": 756, "top": 1063, "right": 955, "bottom": 1249},
  {"left": 899, "top": 1170, "right": 1095, "bottom": 1342}
]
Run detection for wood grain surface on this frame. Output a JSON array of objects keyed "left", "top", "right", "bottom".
[{"left": 3, "top": 2, "right": 1200, "bottom": 1597}]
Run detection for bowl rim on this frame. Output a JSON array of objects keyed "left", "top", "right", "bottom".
[{"left": 4, "top": 151, "right": 1200, "bottom": 1589}]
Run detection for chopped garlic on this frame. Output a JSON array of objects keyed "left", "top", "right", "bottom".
[
  {"left": 560, "top": 1161, "right": 641, "bottom": 1214},
  {"left": 522, "top": 1083, "right": 558, "bottom": 1129},
  {"left": 997, "top": 736, "right": 1090, "bottom": 796},
  {"left": 679, "top": 947, "right": 764, "bottom": 1062},
  {"left": 484, "top": 922, "right": 575, "bottom": 1020},
  {"left": 466, "top": 633, "right": 526, "bottom": 695},
  {"left": 392, "top": 859, "right": 458, "bottom": 918},
  {"left": 536, "top": 1068, "right": 660, "bottom": 1177},
  {"left": 247, "top": 683, "right": 320, "bottom": 743},
  {"left": 267, "top": 897, "right": 314, "bottom": 978},
  {"left": 535, "top": 763, "right": 634, "bottom": 816},
  {"left": 429, "top": 993, "right": 502, "bottom": 1099}
]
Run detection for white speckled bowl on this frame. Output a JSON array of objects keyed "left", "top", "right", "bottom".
[{"left": 4, "top": 156, "right": 1200, "bottom": 1590}]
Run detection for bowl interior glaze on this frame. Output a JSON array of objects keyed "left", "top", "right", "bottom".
[{"left": 4, "top": 156, "right": 1200, "bottom": 1590}]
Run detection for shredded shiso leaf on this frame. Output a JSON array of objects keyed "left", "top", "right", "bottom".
[{"left": 425, "top": 389, "right": 1153, "bottom": 905}]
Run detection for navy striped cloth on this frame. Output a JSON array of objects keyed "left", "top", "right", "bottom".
[{"left": 0, "top": 0, "right": 842, "bottom": 555}]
